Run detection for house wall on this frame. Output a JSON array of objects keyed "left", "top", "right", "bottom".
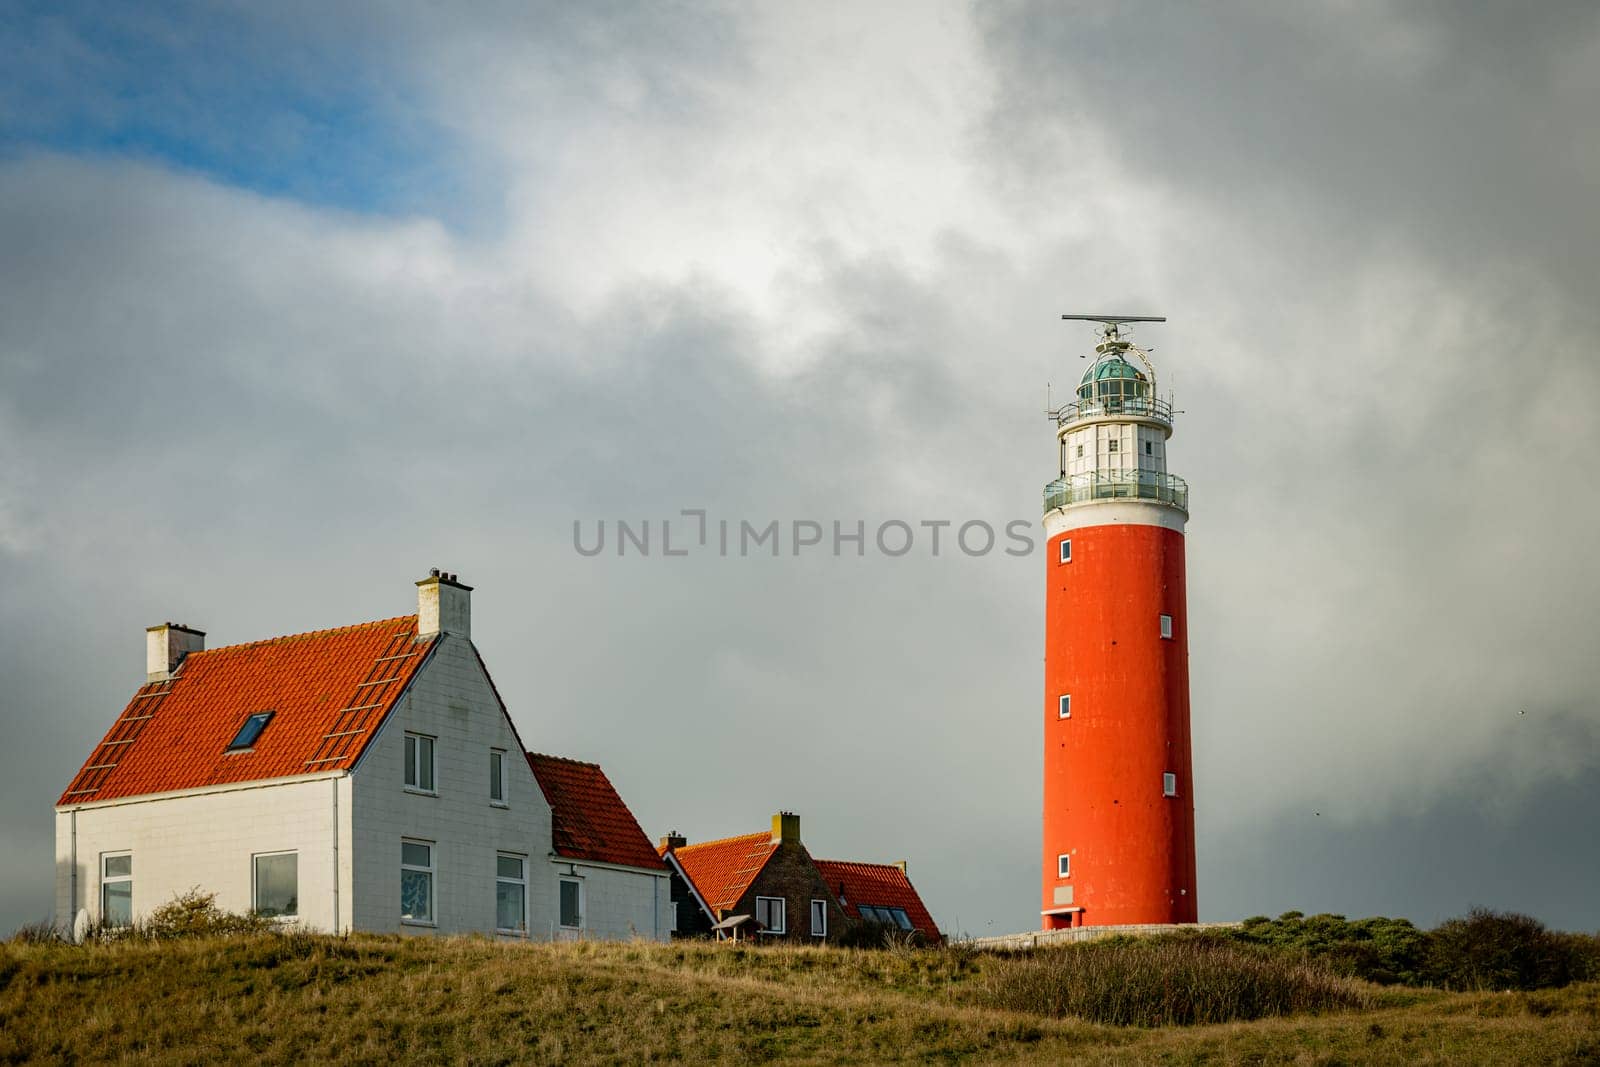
[
  {"left": 730, "top": 841, "right": 847, "bottom": 943},
  {"left": 548, "top": 858, "right": 672, "bottom": 942},
  {"left": 55, "top": 775, "right": 347, "bottom": 930},
  {"left": 664, "top": 858, "right": 715, "bottom": 940},
  {"left": 349, "top": 633, "right": 554, "bottom": 937}
]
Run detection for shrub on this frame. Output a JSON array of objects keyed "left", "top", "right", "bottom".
[
  {"left": 1222, "top": 912, "right": 1428, "bottom": 985},
  {"left": 1421, "top": 909, "right": 1596, "bottom": 991},
  {"left": 143, "top": 889, "right": 271, "bottom": 940},
  {"left": 980, "top": 937, "right": 1372, "bottom": 1027},
  {"left": 836, "top": 921, "right": 928, "bottom": 950}
]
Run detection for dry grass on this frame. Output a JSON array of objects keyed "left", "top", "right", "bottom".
[{"left": 1, "top": 933, "right": 1597, "bottom": 1064}]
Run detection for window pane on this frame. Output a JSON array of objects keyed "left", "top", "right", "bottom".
[
  {"left": 401, "top": 869, "right": 432, "bottom": 922},
  {"left": 103, "top": 854, "right": 132, "bottom": 878},
  {"left": 490, "top": 751, "right": 504, "bottom": 801},
  {"left": 560, "top": 880, "right": 580, "bottom": 927},
  {"left": 404, "top": 735, "right": 417, "bottom": 787},
  {"left": 496, "top": 855, "right": 522, "bottom": 880},
  {"left": 228, "top": 712, "right": 272, "bottom": 751},
  {"left": 419, "top": 737, "right": 434, "bottom": 792},
  {"left": 496, "top": 881, "right": 525, "bottom": 931},
  {"left": 102, "top": 880, "right": 132, "bottom": 926},
  {"left": 402, "top": 841, "right": 431, "bottom": 868},
  {"left": 891, "top": 908, "right": 913, "bottom": 931},
  {"left": 254, "top": 853, "right": 298, "bottom": 918}
]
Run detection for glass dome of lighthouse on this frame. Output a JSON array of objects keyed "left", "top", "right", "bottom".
[{"left": 1076, "top": 352, "right": 1151, "bottom": 408}]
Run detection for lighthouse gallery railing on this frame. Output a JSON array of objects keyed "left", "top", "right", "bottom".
[{"left": 1043, "top": 470, "right": 1190, "bottom": 513}]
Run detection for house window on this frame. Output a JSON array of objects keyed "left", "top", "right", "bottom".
[
  {"left": 888, "top": 907, "right": 913, "bottom": 931},
  {"left": 755, "top": 895, "right": 786, "bottom": 934},
  {"left": 253, "top": 852, "right": 298, "bottom": 919},
  {"left": 1160, "top": 614, "right": 1173, "bottom": 640},
  {"left": 489, "top": 749, "right": 506, "bottom": 804},
  {"left": 101, "top": 853, "right": 132, "bottom": 926},
  {"left": 1163, "top": 772, "right": 1178, "bottom": 797},
  {"left": 400, "top": 839, "right": 434, "bottom": 923},
  {"left": 1058, "top": 854, "right": 1071, "bottom": 879},
  {"left": 496, "top": 854, "right": 526, "bottom": 933},
  {"left": 1058, "top": 694, "right": 1071, "bottom": 719},
  {"left": 810, "top": 899, "right": 828, "bottom": 937},
  {"left": 669, "top": 901, "right": 678, "bottom": 934},
  {"left": 1058, "top": 539, "right": 1072, "bottom": 564},
  {"left": 559, "top": 878, "right": 582, "bottom": 929},
  {"left": 404, "top": 733, "right": 436, "bottom": 793},
  {"left": 227, "top": 711, "right": 273, "bottom": 752}
]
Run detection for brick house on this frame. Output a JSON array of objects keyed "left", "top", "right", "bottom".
[
  {"left": 527, "top": 753, "right": 669, "bottom": 940},
  {"left": 54, "top": 571, "right": 669, "bottom": 941},
  {"left": 813, "top": 859, "right": 942, "bottom": 943},
  {"left": 660, "top": 813, "right": 847, "bottom": 942}
]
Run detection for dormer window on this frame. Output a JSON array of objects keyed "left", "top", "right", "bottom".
[{"left": 226, "top": 711, "right": 273, "bottom": 752}]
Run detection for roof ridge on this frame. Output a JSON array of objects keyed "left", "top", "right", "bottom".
[
  {"left": 815, "top": 858, "right": 906, "bottom": 870},
  {"left": 674, "top": 830, "right": 775, "bottom": 854},
  {"left": 527, "top": 751, "right": 601, "bottom": 769},
  {"left": 189, "top": 614, "right": 419, "bottom": 656}
]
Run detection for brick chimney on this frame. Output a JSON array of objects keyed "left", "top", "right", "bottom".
[
  {"left": 660, "top": 832, "right": 687, "bottom": 852},
  {"left": 771, "top": 811, "right": 800, "bottom": 845},
  {"left": 146, "top": 622, "right": 205, "bottom": 682},
  {"left": 417, "top": 569, "right": 472, "bottom": 639}
]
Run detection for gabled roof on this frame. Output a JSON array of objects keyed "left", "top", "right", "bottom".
[
  {"left": 526, "top": 753, "right": 664, "bottom": 871},
  {"left": 59, "top": 616, "right": 434, "bottom": 806},
  {"left": 814, "top": 859, "right": 941, "bottom": 942},
  {"left": 666, "top": 832, "right": 780, "bottom": 914}
]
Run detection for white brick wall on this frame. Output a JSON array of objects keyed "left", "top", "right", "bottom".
[
  {"left": 550, "top": 859, "right": 672, "bottom": 942},
  {"left": 56, "top": 775, "right": 345, "bottom": 930},
  {"left": 348, "top": 632, "right": 555, "bottom": 937}
]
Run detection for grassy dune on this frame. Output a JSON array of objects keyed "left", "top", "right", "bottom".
[{"left": 2, "top": 933, "right": 1598, "bottom": 1064}]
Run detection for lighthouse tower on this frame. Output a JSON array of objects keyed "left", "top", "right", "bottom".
[{"left": 1041, "top": 315, "right": 1196, "bottom": 930}]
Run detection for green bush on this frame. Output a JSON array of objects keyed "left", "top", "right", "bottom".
[
  {"left": 1421, "top": 909, "right": 1599, "bottom": 992},
  {"left": 980, "top": 937, "right": 1372, "bottom": 1027},
  {"left": 1223, "top": 912, "right": 1428, "bottom": 985}
]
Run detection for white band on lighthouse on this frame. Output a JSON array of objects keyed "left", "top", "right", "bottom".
[{"left": 1043, "top": 501, "right": 1187, "bottom": 538}]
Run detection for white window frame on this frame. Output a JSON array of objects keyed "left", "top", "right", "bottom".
[
  {"left": 1159, "top": 614, "right": 1173, "bottom": 640},
  {"left": 400, "top": 838, "right": 435, "bottom": 926},
  {"left": 559, "top": 877, "right": 583, "bottom": 930},
  {"left": 251, "top": 850, "right": 299, "bottom": 921},
  {"left": 810, "top": 899, "right": 828, "bottom": 937},
  {"left": 1058, "top": 538, "right": 1072, "bottom": 564},
  {"left": 1163, "top": 772, "right": 1178, "bottom": 797},
  {"left": 1057, "top": 853, "right": 1071, "bottom": 879},
  {"left": 669, "top": 900, "right": 678, "bottom": 934},
  {"left": 755, "top": 895, "right": 787, "bottom": 935},
  {"left": 495, "top": 852, "right": 527, "bottom": 934},
  {"left": 101, "top": 851, "right": 132, "bottom": 926},
  {"left": 404, "top": 732, "right": 437, "bottom": 795},
  {"left": 1058, "top": 694, "right": 1071, "bottom": 719},
  {"left": 489, "top": 748, "right": 507, "bottom": 806}
]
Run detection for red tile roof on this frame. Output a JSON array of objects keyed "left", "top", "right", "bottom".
[
  {"left": 667, "top": 832, "right": 779, "bottom": 914},
  {"left": 526, "top": 753, "right": 664, "bottom": 871},
  {"left": 813, "top": 859, "right": 941, "bottom": 942},
  {"left": 58, "top": 617, "right": 434, "bottom": 806}
]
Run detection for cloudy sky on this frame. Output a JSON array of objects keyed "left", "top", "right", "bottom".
[{"left": 3, "top": 1, "right": 1598, "bottom": 937}]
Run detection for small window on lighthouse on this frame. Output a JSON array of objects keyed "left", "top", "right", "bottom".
[
  {"left": 1057, "top": 854, "right": 1071, "bottom": 878},
  {"left": 1058, "top": 694, "right": 1071, "bottom": 719},
  {"left": 1159, "top": 614, "right": 1173, "bottom": 639},
  {"left": 1107, "top": 439, "right": 1119, "bottom": 453},
  {"left": 1058, "top": 539, "right": 1072, "bottom": 564},
  {"left": 1163, "top": 773, "right": 1178, "bottom": 797},
  {"left": 1145, "top": 440, "right": 1153, "bottom": 455},
  {"left": 1076, "top": 444, "right": 1084, "bottom": 458}
]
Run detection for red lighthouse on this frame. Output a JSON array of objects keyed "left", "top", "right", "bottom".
[{"left": 1041, "top": 315, "right": 1196, "bottom": 930}]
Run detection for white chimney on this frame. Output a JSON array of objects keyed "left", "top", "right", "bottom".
[
  {"left": 146, "top": 622, "right": 205, "bottom": 682},
  {"left": 416, "top": 569, "right": 472, "bottom": 639}
]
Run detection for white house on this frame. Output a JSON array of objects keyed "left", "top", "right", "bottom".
[
  {"left": 526, "top": 753, "right": 672, "bottom": 941},
  {"left": 54, "top": 570, "right": 669, "bottom": 941}
]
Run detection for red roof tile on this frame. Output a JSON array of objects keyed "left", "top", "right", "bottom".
[
  {"left": 668, "top": 832, "right": 779, "bottom": 914},
  {"left": 813, "top": 859, "right": 941, "bottom": 942},
  {"left": 58, "top": 617, "right": 434, "bottom": 806},
  {"left": 527, "top": 754, "right": 664, "bottom": 871}
]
